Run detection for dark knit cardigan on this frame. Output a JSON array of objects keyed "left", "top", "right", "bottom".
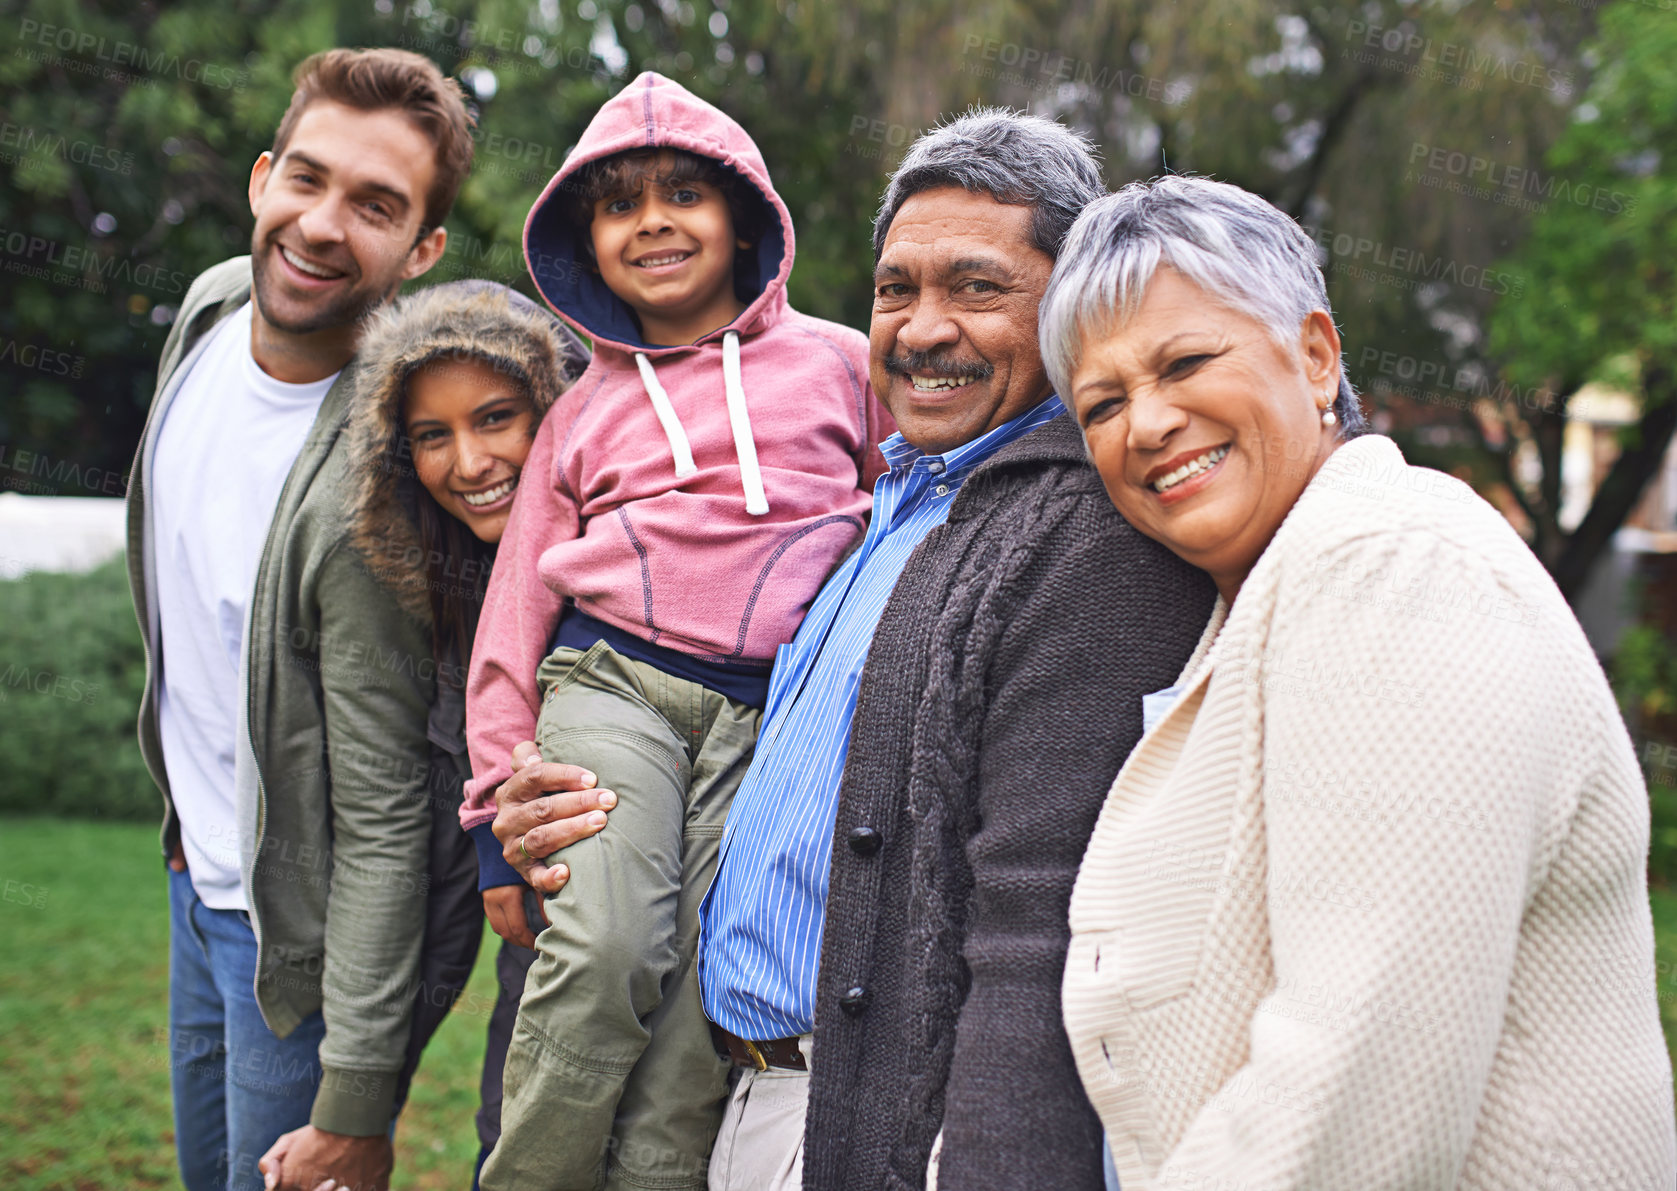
[{"left": 802, "top": 416, "right": 1217, "bottom": 1191}]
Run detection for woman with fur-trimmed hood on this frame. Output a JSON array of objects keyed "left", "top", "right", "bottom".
[{"left": 345, "top": 279, "right": 586, "bottom": 1184}]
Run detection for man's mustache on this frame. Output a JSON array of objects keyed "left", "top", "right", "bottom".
[{"left": 882, "top": 349, "right": 994, "bottom": 380}]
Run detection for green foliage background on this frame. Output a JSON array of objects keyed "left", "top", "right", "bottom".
[
  {"left": 1, "top": 0, "right": 1674, "bottom": 840},
  {"left": 5, "top": 0, "right": 1671, "bottom": 528},
  {"left": 0, "top": 559, "right": 152, "bottom": 820}
]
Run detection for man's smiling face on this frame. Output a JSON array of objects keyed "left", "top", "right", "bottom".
[
  {"left": 247, "top": 99, "right": 441, "bottom": 338},
  {"left": 869, "top": 187, "right": 1057, "bottom": 455}
]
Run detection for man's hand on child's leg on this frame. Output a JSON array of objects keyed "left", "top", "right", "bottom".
[{"left": 492, "top": 742, "right": 617, "bottom": 893}]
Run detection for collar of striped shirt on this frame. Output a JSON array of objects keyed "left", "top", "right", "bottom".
[{"left": 698, "top": 394, "right": 1066, "bottom": 1042}]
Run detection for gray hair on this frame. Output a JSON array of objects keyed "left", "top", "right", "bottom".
[
  {"left": 873, "top": 107, "right": 1105, "bottom": 262},
  {"left": 1038, "top": 175, "right": 1365, "bottom": 434}
]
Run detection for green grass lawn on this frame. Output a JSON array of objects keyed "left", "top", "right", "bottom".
[
  {"left": 4, "top": 818, "right": 1677, "bottom": 1190},
  {"left": 0, "top": 818, "right": 493, "bottom": 1191}
]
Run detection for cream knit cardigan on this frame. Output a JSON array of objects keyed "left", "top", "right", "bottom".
[{"left": 1063, "top": 434, "right": 1676, "bottom": 1190}]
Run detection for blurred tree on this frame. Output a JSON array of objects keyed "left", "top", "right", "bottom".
[
  {"left": 947, "top": 0, "right": 1616, "bottom": 572},
  {"left": 1, "top": 1, "right": 265, "bottom": 500},
  {"left": 1, "top": 0, "right": 1668, "bottom": 608},
  {"left": 1484, "top": 0, "right": 1677, "bottom": 599}
]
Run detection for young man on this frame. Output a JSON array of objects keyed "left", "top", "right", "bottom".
[{"left": 124, "top": 48, "right": 473, "bottom": 1191}]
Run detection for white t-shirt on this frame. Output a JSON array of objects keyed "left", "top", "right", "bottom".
[{"left": 152, "top": 302, "right": 339, "bottom": 909}]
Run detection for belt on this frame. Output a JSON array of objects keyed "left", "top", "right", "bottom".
[{"left": 709, "top": 1021, "right": 807, "bottom": 1072}]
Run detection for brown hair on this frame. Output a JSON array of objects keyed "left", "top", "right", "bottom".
[
  {"left": 559, "top": 148, "right": 770, "bottom": 257},
  {"left": 270, "top": 48, "right": 476, "bottom": 232}
]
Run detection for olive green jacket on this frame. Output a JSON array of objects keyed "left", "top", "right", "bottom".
[{"left": 125, "top": 257, "right": 435, "bottom": 1135}]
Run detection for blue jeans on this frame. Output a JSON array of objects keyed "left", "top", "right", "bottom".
[{"left": 168, "top": 866, "right": 326, "bottom": 1191}]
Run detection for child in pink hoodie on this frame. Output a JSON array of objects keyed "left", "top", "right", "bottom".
[{"left": 467, "top": 73, "right": 893, "bottom": 1191}]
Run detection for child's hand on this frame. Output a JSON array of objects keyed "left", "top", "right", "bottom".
[
  {"left": 491, "top": 743, "right": 617, "bottom": 893},
  {"left": 482, "top": 884, "right": 547, "bottom": 949}
]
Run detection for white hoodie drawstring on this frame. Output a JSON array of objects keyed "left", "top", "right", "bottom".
[
  {"left": 633, "top": 332, "right": 770, "bottom": 516},
  {"left": 722, "top": 331, "right": 770, "bottom": 516},
  {"left": 635, "top": 351, "right": 697, "bottom": 479}
]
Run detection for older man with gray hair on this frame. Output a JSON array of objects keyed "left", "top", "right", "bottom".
[
  {"left": 792, "top": 115, "right": 1215, "bottom": 1191},
  {"left": 487, "top": 109, "right": 1215, "bottom": 1191}
]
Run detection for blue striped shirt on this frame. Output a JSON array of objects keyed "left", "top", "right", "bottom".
[{"left": 698, "top": 395, "right": 1067, "bottom": 1040}]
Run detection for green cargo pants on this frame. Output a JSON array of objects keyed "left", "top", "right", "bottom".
[{"left": 480, "top": 641, "right": 761, "bottom": 1191}]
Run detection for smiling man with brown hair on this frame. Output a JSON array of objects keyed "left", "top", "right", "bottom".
[{"left": 124, "top": 48, "right": 474, "bottom": 1191}]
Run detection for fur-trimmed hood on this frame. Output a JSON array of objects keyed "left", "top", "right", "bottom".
[{"left": 346, "top": 280, "right": 588, "bottom": 625}]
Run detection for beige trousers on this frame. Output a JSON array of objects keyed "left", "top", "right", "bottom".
[{"left": 706, "top": 1035, "right": 813, "bottom": 1191}]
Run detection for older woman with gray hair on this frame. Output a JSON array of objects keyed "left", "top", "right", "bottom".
[{"left": 1044, "top": 176, "right": 1676, "bottom": 1190}]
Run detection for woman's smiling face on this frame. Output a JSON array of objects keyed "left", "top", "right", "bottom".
[
  {"left": 1067, "top": 267, "right": 1344, "bottom": 603},
  {"left": 403, "top": 355, "right": 537, "bottom": 544}
]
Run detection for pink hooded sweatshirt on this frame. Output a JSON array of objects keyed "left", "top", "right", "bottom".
[{"left": 463, "top": 72, "right": 894, "bottom": 823}]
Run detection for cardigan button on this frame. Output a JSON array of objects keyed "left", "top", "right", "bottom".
[
  {"left": 839, "top": 985, "right": 872, "bottom": 1017},
  {"left": 846, "top": 826, "right": 882, "bottom": 856}
]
